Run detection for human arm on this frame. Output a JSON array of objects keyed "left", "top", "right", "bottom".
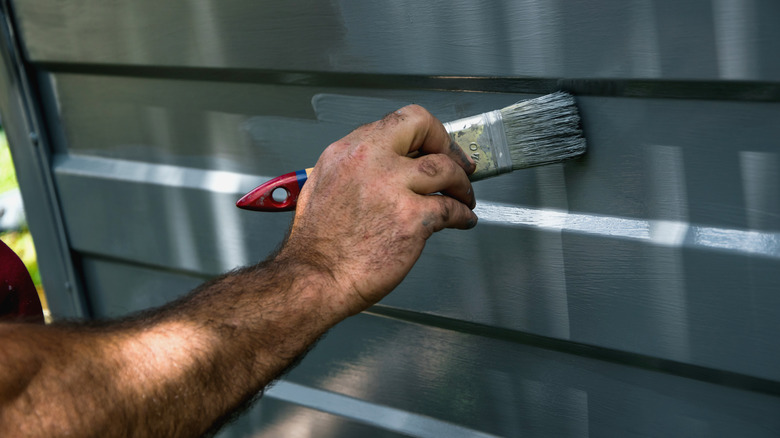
[{"left": 0, "top": 105, "right": 477, "bottom": 437}]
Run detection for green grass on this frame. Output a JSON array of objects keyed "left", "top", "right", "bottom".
[
  {"left": 0, "top": 130, "right": 17, "bottom": 193},
  {"left": 2, "top": 229, "right": 42, "bottom": 287}
]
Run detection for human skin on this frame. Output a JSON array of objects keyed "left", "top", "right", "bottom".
[{"left": 0, "top": 105, "right": 477, "bottom": 437}]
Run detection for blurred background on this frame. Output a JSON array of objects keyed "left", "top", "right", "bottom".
[{"left": 0, "top": 125, "right": 49, "bottom": 322}]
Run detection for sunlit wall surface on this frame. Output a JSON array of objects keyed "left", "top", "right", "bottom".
[{"left": 2, "top": 1, "right": 779, "bottom": 436}]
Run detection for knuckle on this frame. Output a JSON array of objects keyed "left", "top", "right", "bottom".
[
  {"left": 400, "top": 103, "right": 427, "bottom": 117},
  {"left": 323, "top": 137, "right": 352, "bottom": 157},
  {"left": 419, "top": 154, "right": 460, "bottom": 178},
  {"left": 438, "top": 200, "right": 452, "bottom": 224},
  {"left": 397, "top": 104, "right": 433, "bottom": 127},
  {"left": 368, "top": 105, "right": 429, "bottom": 135},
  {"left": 348, "top": 141, "right": 371, "bottom": 159},
  {"left": 417, "top": 155, "right": 444, "bottom": 178}
]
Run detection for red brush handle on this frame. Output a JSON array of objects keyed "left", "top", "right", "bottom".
[{"left": 236, "top": 168, "right": 312, "bottom": 212}]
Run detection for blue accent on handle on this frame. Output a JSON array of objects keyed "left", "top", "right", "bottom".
[{"left": 295, "top": 169, "right": 309, "bottom": 189}]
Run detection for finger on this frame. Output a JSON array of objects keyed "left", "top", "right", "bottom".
[
  {"left": 420, "top": 195, "right": 479, "bottom": 235},
  {"left": 399, "top": 105, "right": 476, "bottom": 175},
  {"left": 398, "top": 105, "right": 476, "bottom": 175},
  {"left": 372, "top": 105, "right": 476, "bottom": 175},
  {"left": 406, "top": 154, "right": 476, "bottom": 209}
]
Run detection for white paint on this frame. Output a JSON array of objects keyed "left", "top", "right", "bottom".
[
  {"left": 54, "top": 154, "right": 780, "bottom": 261},
  {"left": 694, "top": 227, "right": 780, "bottom": 255},
  {"left": 475, "top": 201, "right": 780, "bottom": 259}
]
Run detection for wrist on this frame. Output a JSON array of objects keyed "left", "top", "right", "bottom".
[{"left": 273, "top": 237, "right": 362, "bottom": 320}]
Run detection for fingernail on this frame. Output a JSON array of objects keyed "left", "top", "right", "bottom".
[{"left": 466, "top": 215, "right": 478, "bottom": 229}]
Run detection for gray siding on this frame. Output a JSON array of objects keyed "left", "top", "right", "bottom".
[{"left": 2, "top": 1, "right": 779, "bottom": 436}]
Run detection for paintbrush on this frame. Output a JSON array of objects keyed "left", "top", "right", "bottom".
[{"left": 236, "top": 91, "right": 586, "bottom": 211}]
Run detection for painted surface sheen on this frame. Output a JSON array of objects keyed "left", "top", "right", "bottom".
[
  {"left": 5, "top": 0, "right": 780, "bottom": 436},
  {"left": 14, "top": 1, "right": 780, "bottom": 80}
]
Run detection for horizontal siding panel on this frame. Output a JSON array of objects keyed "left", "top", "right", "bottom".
[
  {"left": 52, "top": 75, "right": 780, "bottom": 230},
  {"left": 81, "top": 258, "right": 205, "bottom": 318},
  {"left": 50, "top": 74, "right": 521, "bottom": 175},
  {"left": 287, "top": 313, "right": 780, "bottom": 437},
  {"left": 54, "top": 157, "right": 287, "bottom": 276},
  {"left": 399, "top": 223, "right": 780, "bottom": 382},
  {"left": 60, "top": 177, "right": 780, "bottom": 382},
  {"left": 73, "top": 260, "right": 780, "bottom": 437},
  {"left": 16, "top": 1, "right": 780, "bottom": 82},
  {"left": 51, "top": 73, "right": 780, "bottom": 382}
]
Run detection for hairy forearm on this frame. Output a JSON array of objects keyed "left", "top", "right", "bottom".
[
  {"left": 0, "top": 255, "right": 341, "bottom": 437},
  {"left": 0, "top": 104, "right": 478, "bottom": 437}
]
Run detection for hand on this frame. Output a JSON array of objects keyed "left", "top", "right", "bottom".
[
  {"left": 278, "top": 105, "right": 478, "bottom": 316},
  {"left": 0, "top": 106, "right": 477, "bottom": 438}
]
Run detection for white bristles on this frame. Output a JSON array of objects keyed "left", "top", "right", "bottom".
[{"left": 499, "top": 91, "right": 586, "bottom": 170}]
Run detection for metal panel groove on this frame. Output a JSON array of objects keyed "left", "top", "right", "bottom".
[
  {"left": 33, "top": 64, "right": 780, "bottom": 102},
  {"left": 366, "top": 306, "right": 780, "bottom": 398}
]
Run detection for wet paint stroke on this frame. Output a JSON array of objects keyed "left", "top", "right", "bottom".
[{"left": 476, "top": 201, "right": 780, "bottom": 259}]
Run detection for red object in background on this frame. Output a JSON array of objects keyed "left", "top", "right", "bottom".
[{"left": 0, "top": 239, "right": 43, "bottom": 323}]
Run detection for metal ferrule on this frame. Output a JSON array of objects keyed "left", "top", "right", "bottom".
[{"left": 443, "top": 110, "right": 513, "bottom": 182}]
